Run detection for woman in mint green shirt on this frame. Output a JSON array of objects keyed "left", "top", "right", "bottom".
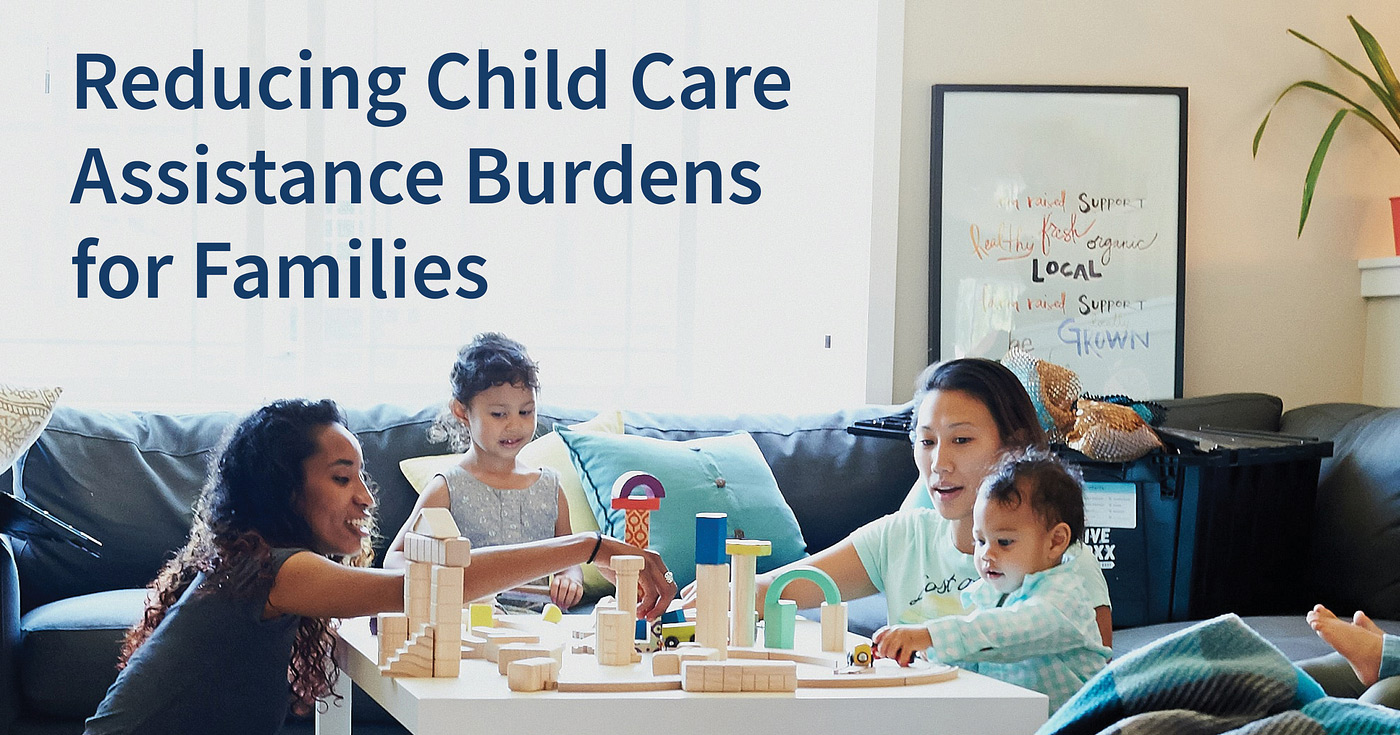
[{"left": 741, "top": 358, "right": 1113, "bottom": 646}]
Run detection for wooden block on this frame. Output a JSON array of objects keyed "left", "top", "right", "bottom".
[
  {"left": 436, "top": 615, "right": 462, "bottom": 633},
  {"left": 541, "top": 603, "right": 564, "bottom": 624},
  {"left": 483, "top": 632, "right": 542, "bottom": 662},
  {"left": 680, "top": 661, "right": 708, "bottom": 692},
  {"left": 556, "top": 677, "right": 681, "bottom": 693},
  {"left": 435, "top": 632, "right": 461, "bottom": 659},
  {"left": 613, "top": 569, "right": 639, "bottom": 614},
  {"left": 378, "top": 638, "right": 405, "bottom": 668},
  {"left": 506, "top": 657, "right": 559, "bottom": 692},
  {"left": 443, "top": 537, "right": 472, "bottom": 567},
  {"left": 797, "top": 663, "right": 957, "bottom": 689},
  {"left": 433, "top": 564, "right": 464, "bottom": 588},
  {"left": 398, "top": 648, "right": 433, "bottom": 666},
  {"left": 694, "top": 513, "right": 728, "bottom": 565},
  {"left": 675, "top": 647, "right": 722, "bottom": 664},
  {"left": 725, "top": 539, "right": 773, "bottom": 557},
  {"left": 730, "top": 553, "right": 759, "bottom": 648},
  {"left": 722, "top": 662, "right": 742, "bottom": 692},
  {"left": 610, "top": 554, "right": 645, "bottom": 573},
  {"left": 433, "top": 654, "right": 460, "bottom": 678},
  {"left": 652, "top": 651, "right": 681, "bottom": 676},
  {"left": 764, "top": 600, "right": 797, "bottom": 650},
  {"left": 461, "top": 634, "right": 487, "bottom": 660},
  {"left": 704, "top": 664, "right": 725, "bottom": 691},
  {"left": 902, "top": 664, "right": 959, "bottom": 686},
  {"left": 821, "top": 601, "right": 848, "bottom": 653},
  {"left": 378, "top": 612, "right": 409, "bottom": 634},
  {"left": 497, "top": 644, "right": 556, "bottom": 675},
  {"left": 412, "top": 507, "right": 461, "bottom": 539},
  {"left": 469, "top": 604, "right": 495, "bottom": 630},
  {"left": 694, "top": 563, "right": 729, "bottom": 657},
  {"left": 404, "top": 639, "right": 434, "bottom": 657},
  {"left": 405, "top": 534, "right": 439, "bottom": 564},
  {"left": 595, "top": 609, "right": 635, "bottom": 667},
  {"left": 376, "top": 613, "right": 410, "bottom": 667},
  {"left": 381, "top": 657, "right": 432, "bottom": 677}
]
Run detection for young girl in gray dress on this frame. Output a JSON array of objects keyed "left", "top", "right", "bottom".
[{"left": 385, "top": 333, "right": 585, "bottom": 610}]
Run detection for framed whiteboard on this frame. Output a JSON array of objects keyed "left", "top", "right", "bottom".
[{"left": 930, "top": 85, "right": 1186, "bottom": 398}]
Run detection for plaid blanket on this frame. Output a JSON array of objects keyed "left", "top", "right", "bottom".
[{"left": 1037, "top": 614, "right": 1400, "bottom": 735}]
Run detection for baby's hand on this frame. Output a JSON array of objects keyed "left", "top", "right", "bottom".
[
  {"left": 550, "top": 573, "right": 585, "bottom": 610},
  {"left": 871, "top": 624, "right": 931, "bottom": 667}
]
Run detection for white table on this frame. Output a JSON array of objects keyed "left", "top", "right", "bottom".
[{"left": 317, "top": 615, "right": 1047, "bottom": 735}]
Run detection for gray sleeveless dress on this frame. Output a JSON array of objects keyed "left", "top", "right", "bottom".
[{"left": 438, "top": 464, "right": 560, "bottom": 548}]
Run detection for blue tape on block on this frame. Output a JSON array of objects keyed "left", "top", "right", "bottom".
[{"left": 694, "top": 512, "right": 728, "bottom": 566}]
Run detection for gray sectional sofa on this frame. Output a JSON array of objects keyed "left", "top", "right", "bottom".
[{"left": 2, "top": 394, "right": 1397, "bottom": 734}]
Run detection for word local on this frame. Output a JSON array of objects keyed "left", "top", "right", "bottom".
[{"left": 1031, "top": 258, "right": 1103, "bottom": 282}]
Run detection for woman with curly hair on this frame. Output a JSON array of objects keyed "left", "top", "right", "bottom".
[{"left": 85, "top": 399, "right": 674, "bottom": 735}]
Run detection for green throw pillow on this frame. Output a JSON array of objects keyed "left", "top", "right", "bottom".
[
  {"left": 901, "top": 478, "right": 933, "bottom": 510},
  {"left": 557, "top": 427, "right": 807, "bottom": 590}
]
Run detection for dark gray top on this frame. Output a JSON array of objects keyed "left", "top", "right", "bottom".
[{"left": 84, "top": 547, "right": 308, "bottom": 735}]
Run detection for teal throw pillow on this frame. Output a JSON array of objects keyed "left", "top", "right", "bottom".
[
  {"left": 557, "top": 427, "right": 807, "bottom": 590},
  {"left": 901, "top": 478, "right": 933, "bottom": 510}
]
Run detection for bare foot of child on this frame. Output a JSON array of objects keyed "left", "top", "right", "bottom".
[
  {"left": 1353, "top": 609, "right": 1385, "bottom": 634},
  {"left": 1307, "top": 604, "right": 1383, "bottom": 686}
]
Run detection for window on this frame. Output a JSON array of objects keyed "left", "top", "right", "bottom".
[{"left": 1, "top": 3, "right": 902, "bottom": 414}]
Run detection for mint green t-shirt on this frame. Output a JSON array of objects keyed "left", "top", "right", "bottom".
[{"left": 850, "top": 508, "right": 1111, "bottom": 626}]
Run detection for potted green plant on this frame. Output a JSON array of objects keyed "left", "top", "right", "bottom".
[{"left": 1254, "top": 15, "right": 1400, "bottom": 252}]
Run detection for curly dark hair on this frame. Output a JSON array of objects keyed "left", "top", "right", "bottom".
[
  {"left": 430, "top": 332, "right": 540, "bottom": 451},
  {"left": 913, "top": 358, "right": 1048, "bottom": 451},
  {"left": 119, "top": 399, "right": 377, "bottom": 716},
  {"left": 979, "top": 447, "right": 1086, "bottom": 543}
]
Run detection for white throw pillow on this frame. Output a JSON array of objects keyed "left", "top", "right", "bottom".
[{"left": 0, "top": 384, "right": 62, "bottom": 475}]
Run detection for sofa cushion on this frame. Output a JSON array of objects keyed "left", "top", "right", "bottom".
[
  {"left": 18, "top": 589, "right": 145, "bottom": 719},
  {"left": 1112, "top": 614, "right": 1399, "bottom": 663},
  {"left": 560, "top": 428, "right": 807, "bottom": 590},
  {"left": 1283, "top": 404, "right": 1400, "bottom": 619},
  {"left": 11, "top": 408, "right": 236, "bottom": 611}
]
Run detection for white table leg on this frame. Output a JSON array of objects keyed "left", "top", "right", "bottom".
[{"left": 316, "top": 637, "right": 353, "bottom": 735}]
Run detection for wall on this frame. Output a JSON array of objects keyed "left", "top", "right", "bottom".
[
  {"left": 1364, "top": 294, "right": 1400, "bottom": 405},
  {"left": 891, "top": 2, "right": 1400, "bottom": 409}
]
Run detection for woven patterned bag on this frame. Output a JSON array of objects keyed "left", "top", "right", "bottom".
[
  {"left": 1066, "top": 398, "right": 1164, "bottom": 462},
  {"left": 1000, "top": 347, "right": 1080, "bottom": 443},
  {"left": 1000, "top": 348, "right": 1163, "bottom": 462}
]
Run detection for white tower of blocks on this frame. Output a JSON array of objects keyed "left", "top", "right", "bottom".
[
  {"left": 596, "top": 554, "right": 644, "bottom": 666},
  {"left": 820, "top": 601, "right": 849, "bottom": 653},
  {"left": 380, "top": 508, "right": 471, "bottom": 677},
  {"left": 611, "top": 554, "right": 644, "bottom": 615},
  {"left": 726, "top": 539, "right": 772, "bottom": 648},
  {"left": 693, "top": 513, "right": 729, "bottom": 659}
]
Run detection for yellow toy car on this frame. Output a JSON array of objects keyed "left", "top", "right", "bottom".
[{"left": 661, "top": 622, "right": 696, "bottom": 648}]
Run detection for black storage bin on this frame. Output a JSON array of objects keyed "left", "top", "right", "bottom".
[{"left": 1065, "top": 428, "right": 1334, "bottom": 629}]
